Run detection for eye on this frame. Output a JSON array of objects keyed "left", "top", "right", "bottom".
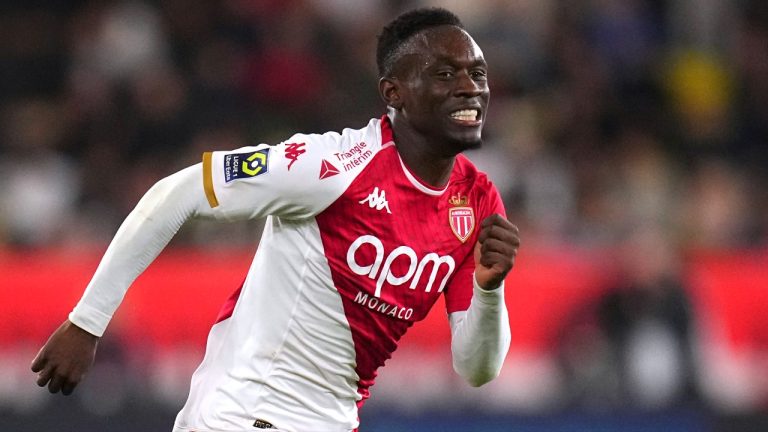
[
  {"left": 471, "top": 69, "right": 488, "bottom": 80},
  {"left": 435, "top": 70, "right": 455, "bottom": 80}
]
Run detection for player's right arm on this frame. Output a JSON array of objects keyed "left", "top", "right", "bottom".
[
  {"left": 31, "top": 163, "right": 214, "bottom": 394},
  {"left": 32, "top": 134, "right": 356, "bottom": 395}
]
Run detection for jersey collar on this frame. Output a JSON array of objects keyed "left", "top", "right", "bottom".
[{"left": 381, "top": 114, "right": 450, "bottom": 196}]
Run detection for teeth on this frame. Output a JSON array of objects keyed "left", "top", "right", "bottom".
[{"left": 451, "top": 109, "right": 478, "bottom": 121}]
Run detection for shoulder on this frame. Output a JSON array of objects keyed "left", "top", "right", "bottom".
[
  {"left": 201, "top": 118, "right": 386, "bottom": 219},
  {"left": 453, "top": 154, "right": 494, "bottom": 190},
  {"left": 261, "top": 118, "right": 385, "bottom": 176},
  {"left": 280, "top": 118, "right": 385, "bottom": 155},
  {"left": 453, "top": 154, "right": 505, "bottom": 215},
  {"left": 260, "top": 118, "right": 387, "bottom": 211}
]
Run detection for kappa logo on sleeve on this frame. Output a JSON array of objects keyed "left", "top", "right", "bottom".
[
  {"left": 284, "top": 142, "right": 306, "bottom": 171},
  {"left": 224, "top": 149, "right": 270, "bottom": 182}
]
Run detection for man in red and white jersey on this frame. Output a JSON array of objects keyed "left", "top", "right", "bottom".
[{"left": 31, "top": 7, "right": 520, "bottom": 432}]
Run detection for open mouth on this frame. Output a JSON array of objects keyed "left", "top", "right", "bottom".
[{"left": 449, "top": 109, "right": 481, "bottom": 124}]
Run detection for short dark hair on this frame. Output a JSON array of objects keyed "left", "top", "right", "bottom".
[{"left": 376, "top": 7, "right": 464, "bottom": 77}]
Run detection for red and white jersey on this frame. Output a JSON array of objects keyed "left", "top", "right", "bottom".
[{"left": 173, "top": 116, "right": 505, "bottom": 431}]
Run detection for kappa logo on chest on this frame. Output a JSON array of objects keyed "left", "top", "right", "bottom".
[{"left": 359, "top": 187, "right": 392, "bottom": 214}]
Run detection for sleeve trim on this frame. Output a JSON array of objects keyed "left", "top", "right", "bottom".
[
  {"left": 202, "top": 152, "right": 220, "bottom": 208},
  {"left": 69, "top": 302, "right": 111, "bottom": 337}
]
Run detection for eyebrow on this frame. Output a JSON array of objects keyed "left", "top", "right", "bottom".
[{"left": 428, "top": 54, "right": 487, "bottom": 68}]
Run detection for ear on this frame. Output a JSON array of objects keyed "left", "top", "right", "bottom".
[{"left": 378, "top": 77, "right": 403, "bottom": 110}]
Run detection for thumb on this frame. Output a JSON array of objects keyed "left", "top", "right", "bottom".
[{"left": 31, "top": 348, "right": 47, "bottom": 372}]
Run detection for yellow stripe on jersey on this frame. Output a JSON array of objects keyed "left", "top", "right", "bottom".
[{"left": 202, "top": 152, "right": 220, "bottom": 208}]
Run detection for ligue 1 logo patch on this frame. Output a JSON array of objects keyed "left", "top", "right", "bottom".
[{"left": 224, "top": 149, "right": 269, "bottom": 182}]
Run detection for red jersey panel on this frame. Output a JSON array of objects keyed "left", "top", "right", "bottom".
[{"left": 315, "top": 118, "right": 505, "bottom": 404}]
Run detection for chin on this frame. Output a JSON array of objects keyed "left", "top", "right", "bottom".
[
  {"left": 465, "top": 137, "right": 483, "bottom": 149},
  {"left": 450, "top": 134, "right": 483, "bottom": 153}
]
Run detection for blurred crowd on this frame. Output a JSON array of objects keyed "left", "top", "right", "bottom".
[
  {"left": 1, "top": 0, "right": 766, "bottom": 250},
  {"left": 1, "top": 0, "right": 768, "bottom": 422}
]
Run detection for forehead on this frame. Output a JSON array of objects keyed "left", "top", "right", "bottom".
[{"left": 397, "top": 25, "right": 485, "bottom": 68}]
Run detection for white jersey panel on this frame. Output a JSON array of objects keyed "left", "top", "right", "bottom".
[
  {"left": 174, "top": 216, "right": 360, "bottom": 432},
  {"left": 175, "top": 120, "right": 389, "bottom": 432}
]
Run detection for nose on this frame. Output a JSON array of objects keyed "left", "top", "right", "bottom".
[{"left": 454, "top": 71, "right": 484, "bottom": 98}]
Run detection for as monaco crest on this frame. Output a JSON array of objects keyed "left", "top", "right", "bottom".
[{"left": 449, "top": 207, "right": 475, "bottom": 243}]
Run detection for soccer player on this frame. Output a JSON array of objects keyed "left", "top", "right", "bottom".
[{"left": 31, "top": 7, "right": 519, "bottom": 431}]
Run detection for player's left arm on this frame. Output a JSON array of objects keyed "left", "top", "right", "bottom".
[{"left": 449, "top": 214, "right": 518, "bottom": 387}]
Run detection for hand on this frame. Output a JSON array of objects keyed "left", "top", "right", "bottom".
[
  {"left": 31, "top": 320, "right": 99, "bottom": 395},
  {"left": 474, "top": 214, "right": 520, "bottom": 290}
]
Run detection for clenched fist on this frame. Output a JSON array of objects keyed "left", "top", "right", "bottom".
[{"left": 474, "top": 214, "right": 520, "bottom": 290}]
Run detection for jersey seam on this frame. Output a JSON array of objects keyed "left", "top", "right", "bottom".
[{"left": 249, "top": 220, "right": 314, "bottom": 414}]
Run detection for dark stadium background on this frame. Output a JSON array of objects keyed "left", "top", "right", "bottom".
[{"left": 1, "top": 1, "right": 767, "bottom": 431}]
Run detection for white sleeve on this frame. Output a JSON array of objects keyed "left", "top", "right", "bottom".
[
  {"left": 202, "top": 136, "right": 364, "bottom": 221},
  {"left": 69, "top": 123, "right": 382, "bottom": 337},
  {"left": 448, "top": 275, "right": 511, "bottom": 387},
  {"left": 69, "top": 164, "right": 217, "bottom": 337}
]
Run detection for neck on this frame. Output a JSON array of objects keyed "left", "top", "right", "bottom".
[{"left": 389, "top": 114, "right": 456, "bottom": 188}]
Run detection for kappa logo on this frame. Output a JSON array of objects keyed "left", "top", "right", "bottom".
[
  {"left": 284, "top": 142, "right": 306, "bottom": 171},
  {"left": 359, "top": 187, "right": 392, "bottom": 214},
  {"left": 319, "top": 159, "right": 340, "bottom": 179}
]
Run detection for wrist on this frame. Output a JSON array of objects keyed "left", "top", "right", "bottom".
[
  {"left": 473, "top": 273, "right": 505, "bottom": 306},
  {"left": 474, "top": 271, "right": 503, "bottom": 291}
]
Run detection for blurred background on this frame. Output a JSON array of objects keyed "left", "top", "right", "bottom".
[{"left": 1, "top": 0, "right": 767, "bottom": 431}]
